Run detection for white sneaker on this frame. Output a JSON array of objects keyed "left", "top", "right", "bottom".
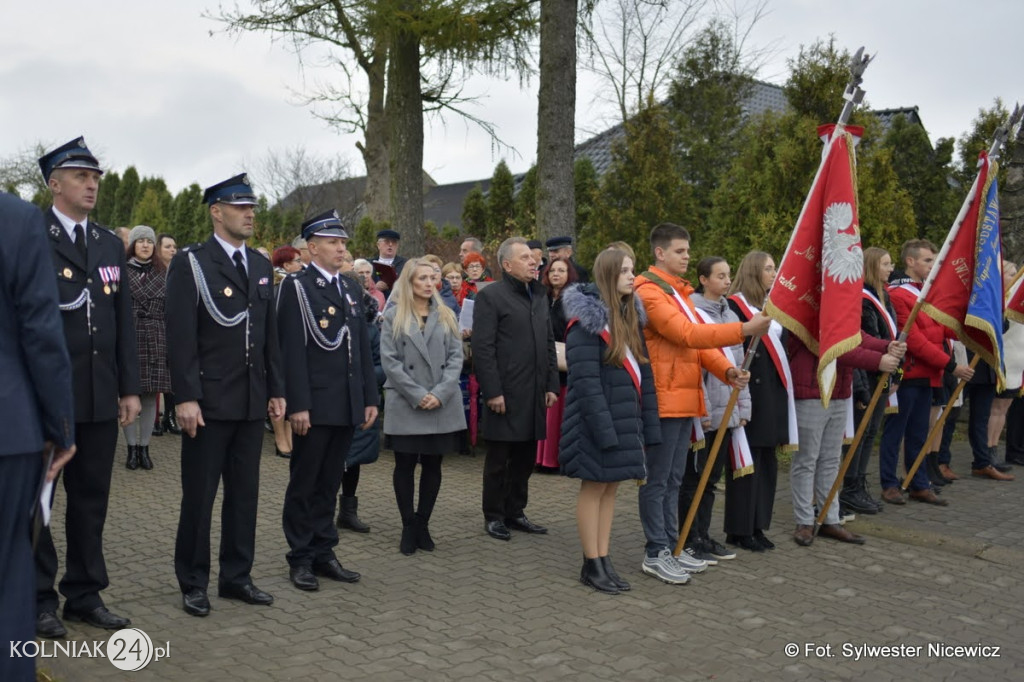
[
  {"left": 641, "top": 550, "right": 691, "bottom": 585},
  {"left": 672, "top": 548, "right": 708, "bottom": 574}
]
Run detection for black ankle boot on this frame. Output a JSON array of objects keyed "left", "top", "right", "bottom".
[
  {"left": 580, "top": 557, "right": 619, "bottom": 594},
  {"left": 126, "top": 445, "right": 139, "bottom": 470},
  {"left": 337, "top": 496, "right": 370, "bottom": 533},
  {"left": 163, "top": 411, "right": 182, "bottom": 436},
  {"left": 600, "top": 556, "right": 630, "bottom": 591},
  {"left": 139, "top": 445, "right": 153, "bottom": 470},
  {"left": 152, "top": 418, "right": 164, "bottom": 437},
  {"left": 415, "top": 513, "right": 435, "bottom": 551},
  {"left": 926, "top": 455, "right": 948, "bottom": 487},
  {"left": 400, "top": 522, "right": 417, "bottom": 556}
]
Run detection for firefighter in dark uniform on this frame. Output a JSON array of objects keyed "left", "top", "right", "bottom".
[
  {"left": 278, "top": 210, "right": 379, "bottom": 591},
  {"left": 166, "top": 173, "right": 285, "bottom": 617},
  {"left": 0, "top": 191, "right": 76, "bottom": 682},
  {"left": 35, "top": 137, "right": 142, "bottom": 638}
]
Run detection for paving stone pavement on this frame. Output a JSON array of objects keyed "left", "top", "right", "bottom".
[{"left": 35, "top": 428, "right": 1022, "bottom": 681}]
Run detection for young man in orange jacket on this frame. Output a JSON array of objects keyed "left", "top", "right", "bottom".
[{"left": 633, "top": 223, "right": 770, "bottom": 584}]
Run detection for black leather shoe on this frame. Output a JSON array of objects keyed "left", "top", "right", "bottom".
[
  {"left": 63, "top": 606, "right": 131, "bottom": 630},
  {"left": 726, "top": 534, "right": 765, "bottom": 552},
  {"left": 289, "top": 566, "right": 319, "bottom": 591},
  {"left": 1006, "top": 455, "right": 1024, "bottom": 466},
  {"left": 276, "top": 447, "right": 291, "bottom": 459},
  {"left": 37, "top": 611, "right": 66, "bottom": 638},
  {"left": 163, "top": 412, "right": 182, "bottom": 436},
  {"left": 152, "top": 421, "right": 164, "bottom": 437},
  {"left": 485, "top": 520, "right": 511, "bottom": 541},
  {"left": 218, "top": 583, "right": 274, "bottom": 605},
  {"left": 313, "top": 558, "right": 360, "bottom": 583},
  {"left": 126, "top": 445, "right": 139, "bottom": 470},
  {"left": 182, "top": 588, "right": 210, "bottom": 617},
  {"left": 505, "top": 516, "right": 548, "bottom": 534},
  {"left": 600, "top": 556, "right": 630, "bottom": 591}
]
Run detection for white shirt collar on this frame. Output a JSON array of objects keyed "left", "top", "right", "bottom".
[
  {"left": 376, "top": 256, "right": 394, "bottom": 266},
  {"left": 310, "top": 262, "right": 342, "bottom": 291},
  {"left": 213, "top": 232, "right": 247, "bottom": 268},
  {"left": 52, "top": 205, "right": 87, "bottom": 240}
]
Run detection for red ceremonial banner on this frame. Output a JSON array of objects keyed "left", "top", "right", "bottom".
[{"left": 765, "top": 124, "right": 864, "bottom": 406}]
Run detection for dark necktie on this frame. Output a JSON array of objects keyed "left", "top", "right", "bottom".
[
  {"left": 74, "top": 224, "right": 87, "bottom": 261},
  {"left": 232, "top": 251, "right": 248, "bottom": 289},
  {"left": 330, "top": 276, "right": 339, "bottom": 295}
]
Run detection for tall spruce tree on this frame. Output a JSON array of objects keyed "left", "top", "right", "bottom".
[
  {"left": 94, "top": 171, "right": 120, "bottom": 226},
  {"left": 487, "top": 160, "right": 516, "bottom": 242},
  {"left": 111, "top": 166, "right": 140, "bottom": 228}
]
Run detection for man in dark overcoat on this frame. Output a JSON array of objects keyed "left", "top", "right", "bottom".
[
  {"left": 166, "top": 173, "right": 285, "bottom": 617},
  {"left": 277, "top": 210, "right": 378, "bottom": 591},
  {"left": 471, "top": 237, "right": 559, "bottom": 540},
  {"left": 35, "top": 137, "right": 141, "bottom": 638},
  {"left": 0, "top": 192, "right": 76, "bottom": 680}
]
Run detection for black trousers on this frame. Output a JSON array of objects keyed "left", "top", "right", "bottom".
[
  {"left": 482, "top": 440, "right": 535, "bottom": 522},
  {"left": 1006, "top": 397, "right": 1024, "bottom": 460},
  {"left": 678, "top": 430, "right": 729, "bottom": 542},
  {"left": 36, "top": 419, "right": 118, "bottom": 614},
  {"left": 724, "top": 446, "right": 778, "bottom": 536},
  {"left": 282, "top": 425, "right": 354, "bottom": 568},
  {"left": 2, "top": 452, "right": 41, "bottom": 682},
  {"left": 174, "top": 419, "right": 263, "bottom": 592}
]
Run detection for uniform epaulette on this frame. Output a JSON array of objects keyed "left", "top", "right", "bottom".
[{"left": 180, "top": 243, "right": 204, "bottom": 254}]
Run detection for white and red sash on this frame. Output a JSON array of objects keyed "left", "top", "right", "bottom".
[
  {"left": 729, "top": 293, "right": 799, "bottom": 451},
  {"left": 862, "top": 288, "right": 900, "bottom": 413},
  {"left": 598, "top": 325, "right": 641, "bottom": 396},
  {"left": 691, "top": 304, "right": 752, "bottom": 477}
]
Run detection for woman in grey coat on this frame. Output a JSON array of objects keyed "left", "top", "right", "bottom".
[{"left": 381, "top": 259, "right": 466, "bottom": 555}]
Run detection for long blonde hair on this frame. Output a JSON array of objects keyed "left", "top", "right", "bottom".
[
  {"left": 592, "top": 248, "right": 648, "bottom": 367},
  {"left": 729, "top": 251, "right": 772, "bottom": 308},
  {"left": 389, "top": 259, "right": 459, "bottom": 339},
  {"left": 863, "top": 246, "right": 890, "bottom": 307}
]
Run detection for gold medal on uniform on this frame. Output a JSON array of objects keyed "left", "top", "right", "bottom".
[
  {"left": 63, "top": 267, "right": 72, "bottom": 279},
  {"left": 327, "top": 306, "right": 336, "bottom": 316},
  {"left": 319, "top": 318, "right": 329, "bottom": 329},
  {"left": 224, "top": 287, "right": 233, "bottom": 297},
  {"left": 104, "top": 285, "right": 111, "bottom": 295}
]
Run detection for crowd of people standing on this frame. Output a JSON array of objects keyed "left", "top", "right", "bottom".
[{"left": 4, "top": 135, "right": 1024, "bottom": 682}]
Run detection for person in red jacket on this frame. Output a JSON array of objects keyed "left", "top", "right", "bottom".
[{"left": 879, "top": 240, "right": 975, "bottom": 506}]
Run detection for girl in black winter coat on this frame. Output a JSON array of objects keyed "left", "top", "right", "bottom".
[{"left": 561, "top": 249, "right": 661, "bottom": 595}]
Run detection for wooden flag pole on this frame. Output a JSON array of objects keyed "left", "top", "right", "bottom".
[
  {"left": 901, "top": 354, "right": 981, "bottom": 490},
  {"left": 673, "top": 338, "right": 759, "bottom": 557}
]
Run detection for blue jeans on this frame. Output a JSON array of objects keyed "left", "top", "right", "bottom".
[
  {"left": 638, "top": 417, "right": 693, "bottom": 556},
  {"left": 879, "top": 383, "right": 932, "bottom": 491}
]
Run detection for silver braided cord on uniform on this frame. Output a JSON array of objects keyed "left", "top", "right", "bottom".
[
  {"left": 58, "top": 288, "right": 92, "bottom": 335},
  {"left": 188, "top": 252, "right": 248, "bottom": 327},
  {"left": 189, "top": 251, "right": 250, "bottom": 364},
  {"left": 293, "top": 277, "right": 352, "bottom": 357}
]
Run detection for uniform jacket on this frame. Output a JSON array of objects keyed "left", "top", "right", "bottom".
[
  {"left": 634, "top": 266, "right": 742, "bottom": 418},
  {"left": 277, "top": 266, "right": 378, "bottom": 427},
  {"left": 889, "top": 280, "right": 953, "bottom": 387},
  {"left": 471, "top": 275, "right": 559, "bottom": 441},
  {"left": 346, "top": 292, "right": 385, "bottom": 466},
  {"left": 0, "top": 195, "right": 74, "bottom": 453},
  {"left": 558, "top": 285, "right": 661, "bottom": 482},
  {"left": 380, "top": 300, "right": 466, "bottom": 436},
  {"left": 165, "top": 236, "right": 284, "bottom": 421},
  {"left": 728, "top": 298, "right": 789, "bottom": 448},
  {"left": 46, "top": 209, "right": 140, "bottom": 422},
  {"left": 692, "top": 293, "right": 751, "bottom": 430}
]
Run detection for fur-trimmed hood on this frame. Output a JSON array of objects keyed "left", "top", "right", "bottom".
[{"left": 561, "top": 283, "right": 647, "bottom": 335}]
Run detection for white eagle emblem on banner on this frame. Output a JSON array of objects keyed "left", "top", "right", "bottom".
[{"left": 821, "top": 202, "right": 863, "bottom": 284}]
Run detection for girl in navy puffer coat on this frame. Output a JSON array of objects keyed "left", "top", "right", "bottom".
[{"left": 560, "top": 249, "right": 661, "bottom": 595}]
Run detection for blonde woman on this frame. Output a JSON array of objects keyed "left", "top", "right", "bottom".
[{"left": 381, "top": 260, "right": 466, "bottom": 555}]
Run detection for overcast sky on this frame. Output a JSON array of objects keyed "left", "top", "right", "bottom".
[{"left": 2, "top": 0, "right": 1020, "bottom": 196}]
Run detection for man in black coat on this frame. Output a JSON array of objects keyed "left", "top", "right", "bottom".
[
  {"left": 545, "top": 235, "right": 590, "bottom": 283},
  {"left": 166, "top": 173, "right": 286, "bottom": 617},
  {"left": 0, "top": 192, "right": 76, "bottom": 681},
  {"left": 35, "top": 138, "right": 141, "bottom": 638},
  {"left": 472, "top": 237, "right": 559, "bottom": 540},
  {"left": 277, "top": 210, "right": 378, "bottom": 591}
]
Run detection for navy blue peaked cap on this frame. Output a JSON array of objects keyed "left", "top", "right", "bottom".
[
  {"left": 203, "top": 173, "right": 257, "bottom": 206},
  {"left": 38, "top": 136, "right": 103, "bottom": 182},
  {"left": 301, "top": 209, "right": 349, "bottom": 241}
]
